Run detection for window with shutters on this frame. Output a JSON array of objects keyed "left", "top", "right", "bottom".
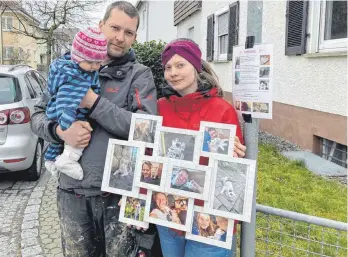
[
  {"left": 307, "top": 0, "right": 347, "bottom": 54},
  {"left": 210, "top": 2, "right": 239, "bottom": 62}
]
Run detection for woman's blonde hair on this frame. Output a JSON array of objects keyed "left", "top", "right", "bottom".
[
  {"left": 167, "top": 38, "right": 224, "bottom": 97},
  {"left": 197, "top": 213, "right": 218, "bottom": 237}
]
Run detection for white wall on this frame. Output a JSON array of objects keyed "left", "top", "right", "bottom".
[
  {"left": 262, "top": 1, "right": 347, "bottom": 117},
  {"left": 177, "top": 1, "right": 248, "bottom": 94},
  {"left": 147, "top": 1, "right": 176, "bottom": 43},
  {"left": 137, "top": 2, "right": 148, "bottom": 43},
  {"left": 137, "top": 1, "right": 176, "bottom": 43},
  {"left": 177, "top": 1, "right": 347, "bottom": 117}
]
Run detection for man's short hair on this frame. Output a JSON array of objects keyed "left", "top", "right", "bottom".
[{"left": 103, "top": 1, "right": 140, "bottom": 30}]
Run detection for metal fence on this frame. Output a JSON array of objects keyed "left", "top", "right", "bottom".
[{"left": 237, "top": 204, "right": 348, "bottom": 257}]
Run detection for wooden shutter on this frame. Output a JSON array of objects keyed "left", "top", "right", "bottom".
[
  {"left": 206, "top": 14, "right": 214, "bottom": 62},
  {"left": 285, "top": 0, "right": 308, "bottom": 55},
  {"left": 227, "top": 1, "right": 239, "bottom": 60}
]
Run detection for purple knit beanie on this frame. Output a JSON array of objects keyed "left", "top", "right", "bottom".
[{"left": 161, "top": 40, "right": 202, "bottom": 72}]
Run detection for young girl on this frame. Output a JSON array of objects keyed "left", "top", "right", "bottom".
[
  {"left": 44, "top": 27, "right": 107, "bottom": 180},
  {"left": 157, "top": 38, "right": 245, "bottom": 257}
]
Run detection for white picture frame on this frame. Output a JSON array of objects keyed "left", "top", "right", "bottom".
[
  {"left": 134, "top": 155, "right": 168, "bottom": 192},
  {"left": 101, "top": 139, "right": 145, "bottom": 198},
  {"left": 185, "top": 206, "right": 234, "bottom": 249},
  {"left": 153, "top": 127, "right": 201, "bottom": 164},
  {"left": 129, "top": 113, "right": 163, "bottom": 148},
  {"left": 199, "top": 121, "right": 236, "bottom": 159},
  {"left": 204, "top": 156, "right": 256, "bottom": 222},
  {"left": 119, "top": 194, "right": 149, "bottom": 229},
  {"left": 144, "top": 190, "right": 194, "bottom": 231},
  {"left": 165, "top": 160, "right": 212, "bottom": 201}
]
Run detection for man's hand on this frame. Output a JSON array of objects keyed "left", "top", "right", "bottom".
[
  {"left": 80, "top": 89, "right": 99, "bottom": 109},
  {"left": 233, "top": 136, "right": 246, "bottom": 158},
  {"left": 56, "top": 121, "right": 93, "bottom": 148}
]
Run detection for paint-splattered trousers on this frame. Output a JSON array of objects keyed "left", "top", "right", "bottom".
[{"left": 57, "top": 188, "right": 137, "bottom": 257}]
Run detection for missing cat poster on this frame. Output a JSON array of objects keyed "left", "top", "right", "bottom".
[{"left": 232, "top": 44, "right": 273, "bottom": 119}]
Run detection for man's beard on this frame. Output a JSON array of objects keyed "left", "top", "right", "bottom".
[{"left": 107, "top": 46, "right": 126, "bottom": 58}]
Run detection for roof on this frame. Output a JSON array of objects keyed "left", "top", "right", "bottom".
[{"left": 0, "top": 64, "right": 32, "bottom": 76}]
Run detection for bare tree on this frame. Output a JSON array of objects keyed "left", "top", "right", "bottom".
[
  {"left": 8, "top": 47, "right": 30, "bottom": 65},
  {"left": 2, "top": 0, "right": 105, "bottom": 69}
]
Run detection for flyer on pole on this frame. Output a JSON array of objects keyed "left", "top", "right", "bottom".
[{"left": 232, "top": 44, "right": 273, "bottom": 119}]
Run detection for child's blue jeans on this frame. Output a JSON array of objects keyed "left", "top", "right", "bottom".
[{"left": 157, "top": 225, "right": 236, "bottom": 257}]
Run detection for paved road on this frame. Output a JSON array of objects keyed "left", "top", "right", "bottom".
[{"left": 0, "top": 170, "right": 63, "bottom": 257}]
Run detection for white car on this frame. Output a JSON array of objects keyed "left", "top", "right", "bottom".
[{"left": 0, "top": 64, "right": 47, "bottom": 181}]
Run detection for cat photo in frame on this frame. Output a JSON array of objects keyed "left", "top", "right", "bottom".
[
  {"left": 101, "top": 139, "right": 145, "bottom": 197},
  {"left": 204, "top": 156, "right": 256, "bottom": 222}
]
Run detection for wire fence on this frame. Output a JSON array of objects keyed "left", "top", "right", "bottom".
[{"left": 236, "top": 205, "right": 347, "bottom": 257}]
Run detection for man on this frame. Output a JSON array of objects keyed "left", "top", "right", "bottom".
[{"left": 31, "top": 2, "right": 157, "bottom": 256}]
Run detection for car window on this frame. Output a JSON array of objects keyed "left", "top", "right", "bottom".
[
  {"left": 26, "top": 71, "right": 43, "bottom": 98},
  {"left": 34, "top": 71, "right": 47, "bottom": 91},
  {"left": 24, "top": 75, "right": 37, "bottom": 99},
  {"left": 0, "top": 76, "right": 21, "bottom": 104}
]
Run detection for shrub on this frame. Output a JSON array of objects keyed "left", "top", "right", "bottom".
[{"left": 132, "top": 40, "right": 167, "bottom": 99}]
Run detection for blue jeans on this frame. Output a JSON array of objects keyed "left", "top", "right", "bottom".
[{"left": 157, "top": 225, "right": 235, "bottom": 257}]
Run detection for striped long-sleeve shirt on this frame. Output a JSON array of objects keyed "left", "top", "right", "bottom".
[{"left": 44, "top": 53, "right": 100, "bottom": 161}]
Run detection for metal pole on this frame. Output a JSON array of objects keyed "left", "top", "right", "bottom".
[{"left": 240, "top": 35, "right": 259, "bottom": 257}]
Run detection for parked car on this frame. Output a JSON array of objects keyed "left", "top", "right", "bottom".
[{"left": 0, "top": 64, "right": 47, "bottom": 181}]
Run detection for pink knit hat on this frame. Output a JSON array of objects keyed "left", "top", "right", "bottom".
[{"left": 71, "top": 27, "right": 107, "bottom": 63}]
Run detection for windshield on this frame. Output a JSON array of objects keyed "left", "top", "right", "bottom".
[{"left": 0, "top": 76, "right": 21, "bottom": 104}]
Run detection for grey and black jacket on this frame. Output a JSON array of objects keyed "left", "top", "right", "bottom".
[{"left": 31, "top": 49, "right": 157, "bottom": 196}]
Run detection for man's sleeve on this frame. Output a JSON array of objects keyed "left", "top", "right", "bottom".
[
  {"left": 89, "top": 68, "right": 157, "bottom": 139},
  {"left": 31, "top": 90, "right": 62, "bottom": 144}
]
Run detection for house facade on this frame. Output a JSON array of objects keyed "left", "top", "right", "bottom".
[
  {"left": 174, "top": 0, "right": 347, "bottom": 167},
  {"left": 135, "top": 0, "right": 177, "bottom": 44},
  {"left": 0, "top": 8, "right": 47, "bottom": 69}
]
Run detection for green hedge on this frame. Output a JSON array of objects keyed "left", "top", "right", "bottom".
[{"left": 133, "top": 40, "right": 166, "bottom": 99}]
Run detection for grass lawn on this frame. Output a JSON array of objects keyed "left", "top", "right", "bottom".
[{"left": 253, "top": 143, "right": 347, "bottom": 257}]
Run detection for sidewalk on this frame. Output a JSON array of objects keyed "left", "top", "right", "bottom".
[{"left": 20, "top": 172, "right": 63, "bottom": 257}]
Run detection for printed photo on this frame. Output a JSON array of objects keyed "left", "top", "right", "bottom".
[
  {"left": 166, "top": 161, "right": 211, "bottom": 200},
  {"left": 199, "top": 122, "right": 236, "bottom": 159},
  {"left": 134, "top": 155, "right": 168, "bottom": 191},
  {"left": 253, "top": 102, "right": 269, "bottom": 113},
  {"left": 154, "top": 127, "right": 200, "bottom": 163},
  {"left": 129, "top": 113, "right": 163, "bottom": 148},
  {"left": 259, "top": 80, "right": 269, "bottom": 90},
  {"left": 241, "top": 102, "right": 252, "bottom": 112},
  {"left": 259, "top": 67, "right": 270, "bottom": 78},
  {"left": 101, "top": 139, "right": 145, "bottom": 197},
  {"left": 235, "top": 71, "right": 240, "bottom": 85},
  {"left": 185, "top": 206, "right": 234, "bottom": 249},
  {"left": 144, "top": 191, "right": 194, "bottom": 231},
  {"left": 235, "top": 101, "right": 241, "bottom": 111},
  {"left": 119, "top": 195, "right": 149, "bottom": 229},
  {"left": 260, "top": 55, "right": 270, "bottom": 65},
  {"left": 205, "top": 156, "right": 256, "bottom": 222}
]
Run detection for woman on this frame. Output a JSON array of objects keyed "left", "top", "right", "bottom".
[
  {"left": 194, "top": 213, "right": 217, "bottom": 238},
  {"left": 156, "top": 38, "right": 245, "bottom": 257},
  {"left": 150, "top": 192, "right": 181, "bottom": 224}
]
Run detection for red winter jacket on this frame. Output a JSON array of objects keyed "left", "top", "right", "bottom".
[{"left": 158, "top": 87, "right": 243, "bottom": 234}]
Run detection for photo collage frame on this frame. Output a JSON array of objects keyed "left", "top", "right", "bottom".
[{"left": 101, "top": 113, "right": 256, "bottom": 249}]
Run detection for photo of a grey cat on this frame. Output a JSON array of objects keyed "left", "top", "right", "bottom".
[{"left": 212, "top": 161, "right": 247, "bottom": 215}]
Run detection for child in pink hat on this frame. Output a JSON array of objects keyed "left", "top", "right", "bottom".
[{"left": 44, "top": 27, "right": 107, "bottom": 180}]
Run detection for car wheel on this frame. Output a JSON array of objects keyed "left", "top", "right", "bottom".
[{"left": 24, "top": 140, "right": 43, "bottom": 181}]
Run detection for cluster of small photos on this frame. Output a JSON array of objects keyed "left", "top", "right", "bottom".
[{"left": 101, "top": 113, "right": 256, "bottom": 249}]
